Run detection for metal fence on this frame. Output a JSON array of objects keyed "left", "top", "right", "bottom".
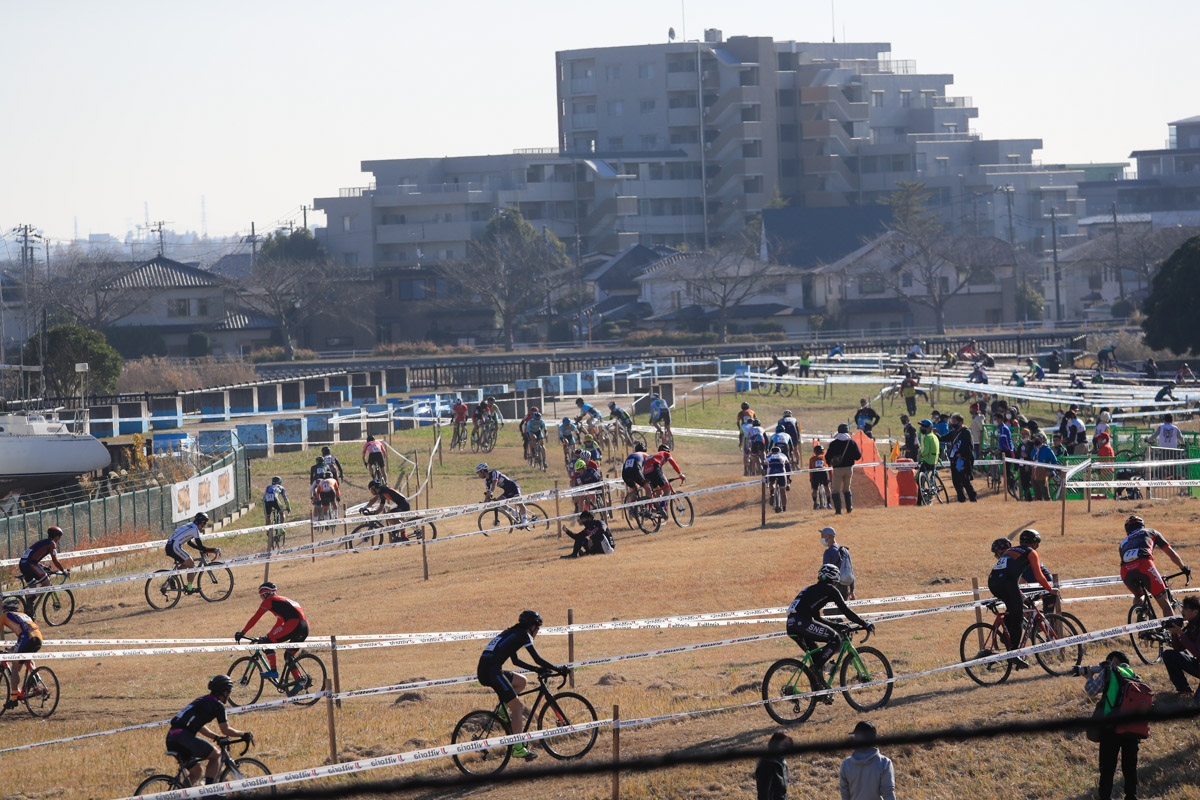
[{"left": 1, "top": 445, "right": 251, "bottom": 561}]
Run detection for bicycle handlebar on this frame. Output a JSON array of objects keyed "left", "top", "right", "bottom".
[
  {"left": 1163, "top": 570, "right": 1192, "bottom": 586},
  {"left": 216, "top": 734, "right": 253, "bottom": 755}
]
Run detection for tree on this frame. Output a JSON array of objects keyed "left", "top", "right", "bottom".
[
  {"left": 22, "top": 322, "right": 122, "bottom": 397},
  {"left": 259, "top": 228, "right": 324, "bottom": 263},
  {"left": 1016, "top": 282, "right": 1044, "bottom": 321},
  {"left": 27, "top": 250, "right": 146, "bottom": 330},
  {"left": 433, "top": 208, "right": 571, "bottom": 351},
  {"left": 1142, "top": 235, "right": 1200, "bottom": 355}
]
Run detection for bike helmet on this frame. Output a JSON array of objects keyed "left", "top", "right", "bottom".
[
  {"left": 47, "top": 525, "right": 64, "bottom": 537},
  {"left": 658, "top": 444, "right": 671, "bottom": 453},
  {"left": 575, "top": 398, "right": 584, "bottom": 406},
  {"left": 367, "top": 480, "right": 380, "bottom": 491},
  {"left": 486, "top": 396, "right": 496, "bottom": 403},
  {"left": 651, "top": 393, "right": 659, "bottom": 400},
  {"left": 574, "top": 459, "right": 586, "bottom": 471},
  {"left": 193, "top": 512, "right": 209, "bottom": 525},
  {"left": 572, "top": 448, "right": 583, "bottom": 456},
  {"left": 770, "top": 446, "right": 781, "bottom": 454},
  {"left": 2, "top": 597, "right": 20, "bottom": 611},
  {"left": 608, "top": 401, "right": 616, "bottom": 408},
  {"left": 817, "top": 564, "right": 841, "bottom": 583},
  {"left": 775, "top": 424, "right": 785, "bottom": 433},
  {"left": 634, "top": 442, "right": 646, "bottom": 452},
  {"left": 258, "top": 581, "right": 277, "bottom": 597},
  {"left": 323, "top": 445, "right": 333, "bottom": 454},
  {"left": 208, "top": 674, "right": 234, "bottom": 694},
  {"left": 782, "top": 410, "right": 792, "bottom": 418},
  {"left": 518, "top": 609, "right": 543, "bottom": 628},
  {"left": 532, "top": 412, "right": 541, "bottom": 419},
  {"left": 562, "top": 417, "right": 570, "bottom": 424},
  {"left": 741, "top": 402, "right": 750, "bottom": 410},
  {"left": 1124, "top": 515, "right": 1145, "bottom": 533},
  {"left": 315, "top": 456, "right": 324, "bottom": 464},
  {"left": 271, "top": 476, "right": 282, "bottom": 485},
  {"left": 474, "top": 463, "right": 489, "bottom": 473},
  {"left": 991, "top": 537, "right": 1012, "bottom": 555},
  {"left": 1019, "top": 529, "right": 1041, "bottom": 546},
  {"left": 530, "top": 406, "right": 539, "bottom": 414}
]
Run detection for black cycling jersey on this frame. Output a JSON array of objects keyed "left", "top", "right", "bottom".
[
  {"left": 623, "top": 453, "right": 646, "bottom": 472},
  {"left": 990, "top": 546, "right": 1033, "bottom": 583},
  {"left": 170, "top": 694, "right": 226, "bottom": 733},
  {"left": 477, "top": 625, "right": 557, "bottom": 674},
  {"left": 1119, "top": 528, "right": 1168, "bottom": 563},
  {"left": 785, "top": 582, "right": 867, "bottom": 627},
  {"left": 377, "top": 486, "right": 410, "bottom": 512},
  {"left": 19, "top": 538, "right": 57, "bottom": 565}
]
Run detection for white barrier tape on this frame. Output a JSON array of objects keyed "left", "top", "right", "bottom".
[
  {"left": 1070, "top": 481, "right": 1200, "bottom": 488},
  {"left": 1003, "top": 456, "right": 1072, "bottom": 471},
  {"left": 1088, "top": 457, "right": 1200, "bottom": 469}
]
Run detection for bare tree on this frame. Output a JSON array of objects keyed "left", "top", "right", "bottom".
[
  {"left": 1085, "top": 225, "right": 1200, "bottom": 298},
  {"left": 29, "top": 249, "right": 146, "bottom": 329}
]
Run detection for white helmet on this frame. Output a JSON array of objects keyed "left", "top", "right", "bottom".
[{"left": 475, "top": 463, "right": 489, "bottom": 473}]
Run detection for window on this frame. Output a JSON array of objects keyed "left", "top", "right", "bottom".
[
  {"left": 901, "top": 272, "right": 913, "bottom": 288},
  {"left": 342, "top": 215, "right": 352, "bottom": 232},
  {"left": 604, "top": 65, "right": 621, "bottom": 80},
  {"left": 740, "top": 106, "right": 761, "bottom": 122},
  {"left": 668, "top": 93, "right": 697, "bottom": 109},
  {"left": 920, "top": 90, "right": 936, "bottom": 107},
  {"left": 779, "top": 124, "right": 798, "bottom": 142},
  {"left": 573, "top": 101, "right": 596, "bottom": 114},
  {"left": 641, "top": 134, "right": 658, "bottom": 149},
  {"left": 669, "top": 129, "right": 699, "bottom": 144},
  {"left": 572, "top": 136, "right": 596, "bottom": 153},
  {"left": 195, "top": 299, "right": 208, "bottom": 317},
  {"left": 667, "top": 57, "right": 695, "bottom": 73},
  {"left": 607, "top": 136, "right": 624, "bottom": 151},
  {"left": 739, "top": 68, "right": 759, "bottom": 87},
  {"left": 742, "top": 141, "right": 761, "bottom": 158},
  {"left": 781, "top": 158, "right": 799, "bottom": 177},
  {"left": 936, "top": 156, "right": 949, "bottom": 176},
  {"left": 871, "top": 91, "right": 884, "bottom": 108},
  {"left": 570, "top": 62, "right": 593, "bottom": 79},
  {"left": 899, "top": 90, "right": 911, "bottom": 108},
  {"left": 638, "top": 63, "right": 654, "bottom": 79},
  {"left": 640, "top": 98, "right": 655, "bottom": 113},
  {"left": 938, "top": 276, "right": 951, "bottom": 294},
  {"left": 607, "top": 100, "right": 623, "bottom": 116},
  {"left": 858, "top": 275, "right": 885, "bottom": 295},
  {"left": 943, "top": 122, "right": 958, "bottom": 134},
  {"left": 744, "top": 176, "right": 763, "bottom": 194},
  {"left": 777, "top": 89, "right": 795, "bottom": 106},
  {"left": 167, "top": 298, "right": 190, "bottom": 318}
]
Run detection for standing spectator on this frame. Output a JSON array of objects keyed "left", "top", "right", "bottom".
[
  {"left": 1016, "top": 428, "right": 1035, "bottom": 502},
  {"left": 1051, "top": 432, "right": 1068, "bottom": 461},
  {"left": 1031, "top": 434, "right": 1058, "bottom": 501},
  {"left": 854, "top": 399, "right": 881, "bottom": 432},
  {"left": 820, "top": 527, "right": 855, "bottom": 600},
  {"left": 899, "top": 373, "right": 919, "bottom": 416},
  {"left": 755, "top": 731, "right": 791, "bottom": 800},
  {"left": 1162, "top": 595, "right": 1200, "bottom": 702},
  {"left": 798, "top": 351, "right": 812, "bottom": 378},
  {"left": 1047, "top": 349, "right": 1062, "bottom": 374},
  {"left": 1076, "top": 651, "right": 1146, "bottom": 800},
  {"left": 839, "top": 721, "right": 897, "bottom": 800},
  {"left": 933, "top": 413, "right": 950, "bottom": 438},
  {"left": 1143, "top": 357, "right": 1159, "bottom": 380},
  {"left": 825, "top": 424, "right": 862, "bottom": 516},
  {"left": 1094, "top": 409, "right": 1112, "bottom": 444},
  {"left": 899, "top": 415, "right": 919, "bottom": 461},
  {"left": 1150, "top": 413, "right": 1183, "bottom": 451},
  {"left": 944, "top": 413, "right": 977, "bottom": 503},
  {"left": 1062, "top": 409, "right": 1087, "bottom": 455},
  {"left": 969, "top": 404, "right": 984, "bottom": 459}
]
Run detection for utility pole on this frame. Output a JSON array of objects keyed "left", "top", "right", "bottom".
[
  {"left": 242, "top": 223, "right": 262, "bottom": 271},
  {"left": 149, "top": 220, "right": 168, "bottom": 257},
  {"left": 1001, "top": 186, "right": 1025, "bottom": 321},
  {"left": 1112, "top": 201, "right": 1126, "bottom": 299},
  {"left": 301, "top": 205, "right": 309, "bottom": 230},
  {"left": 695, "top": 40, "right": 709, "bottom": 251},
  {"left": 1051, "top": 208, "right": 1063, "bottom": 322}
]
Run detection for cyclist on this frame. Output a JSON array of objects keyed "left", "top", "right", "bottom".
[
  {"left": 1005, "top": 369, "right": 1027, "bottom": 387},
  {"left": 476, "top": 463, "right": 528, "bottom": 525},
  {"left": 2, "top": 596, "right": 42, "bottom": 709},
  {"left": 365, "top": 480, "right": 412, "bottom": 540},
  {"left": 320, "top": 445, "right": 344, "bottom": 481},
  {"left": 785, "top": 564, "right": 874, "bottom": 689},
  {"left": 1097, "top": 343, "right": 1117, "bottom": 370},
  {"left": 777, "top": 410, "right": 800, "bottom": 444},
  {"left": 1176, "top": 363, "right": 1196, "bottom": 385},
  {"left": 1119, "top": 515, "right": 1191, "bottom": 619},
  {"left": 310, "top": 467, "right": 341, "bottom": 519},
  {"left": 1025, "top": 357, "right": 1045, "bottom": 382},
  {"left": 737, "top": 402, "right": 757, "bottom": 448},
  {"left": 475, "top": 610, "right": 569, "bottom": 762},
  {"left": 166, "top": 513, "right": 219, "bottom": 594},
  {"left": 574, "top": 398, "right": 603, "bottom": 434},
  {"left": 642, "top": 445, "right": 685, "bottom": 518},
  {"left": 451, "top": 398, "right": 469, "bottom": 444},
  {"left": 262, "top": 476, "right": 291, "bottom": 524},
  {"left": 525, "top": 411, "right": 547, "bottom": 459},
  {"left": 518, "top": 406, "right": 540, "bottom": 459},
  {"left": 580, "top": 432, "right": 602, "bottom": 462},
  {"left": 573, "top": 458, "right": 604, "bottom": 511},
  {"left": 558, "top": 416, "right": 580, "bottom": 453},
  {"left": 987, "top": 530, "right": 1059, "bottom": 667},
  {"left": 917, "top": 419, "right": 940, "bottom": 476},
  {"left": 18, "top": 526, "right": 68, "bottom": 594},
  {"left": 235, "top": 582, "right": 310, "bottom": 693},
  {"left": 470, "top": 400, "right": 489, "bottom": 443},
  {"left": 809, "top": 444, "right": 830, "bottom": 510},
  {"left": 607, "top": 401, "right": 634, "bottom": 437},
  {"left": 165, "top": 675, "right": 252, "bottom": 788},
  {"left": 648, "top": 393, "right": 672, "bottom": 443},
  {"left": 769, "top": 424, "right": 794, "bottom": 460},
  {"left": 743, "top": 418, "right": 767, "bottom": 472},
  {"left": 308, "top": 456, "right": 327, "bottom": 484},
  {"left": 622, "top": 442, "right": 648, "bottom": 500},
  {"left": 361, "top": 436, "right": 386, "bottom": 481},
  {"left": 765, "top": 445, "right": 791, "bottom": 512},
  {"left": 767, "top": 353, "right": 789, "bottom": 393}
]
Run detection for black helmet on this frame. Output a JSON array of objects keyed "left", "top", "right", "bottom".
[
  {"left": 271, "top": 476, "right": 282, "bottom": 485},
  {"left": 258, "top": 581, "right": 277, "bottom": 597},
  {"left": 634, "top": 442, "right": 646, "bottom": 452},
  {"left": 315, "top": 456, "right": 324, "bottom": 464},
  {"left": 991, "top": 537, "right": 1012, "bottom": 555},
  {"left": 367, "top": 480, "right": 380, "bottom": 491},
  {"left": 194, "top": 512, "right": 209, "bottom": 525},
  {"left": 741, "top": 402, "right": 750, "bottom": 410},
  {"left": 208, "top": 674, "right": 234, "bottom": 694},
  {"left": 518, "top": 609, "right": 543, "bottom": 628},
  {"left": 575, "top": 397, "right": 584, "bottom": 406},
  {"left": 658, "top": 444, "right": 671, "bottom": 453},
  {"left": 1124, "top": 515, "right": 1145, "bottom": 533},
  {"left": 322, "top": 446, "right": 332, "bottom": 454},
  {"left": 1019, "top": 529, "right": 1041, "bottom": 546}
]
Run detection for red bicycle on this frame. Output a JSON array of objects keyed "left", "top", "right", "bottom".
[{"left": 648, "top": 476, "right": 693, "bottom": 528}]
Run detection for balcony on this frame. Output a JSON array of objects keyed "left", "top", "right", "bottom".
[
  {"left": 800, "top": 119, "right": 859, "bottom": 156},
  {"left": 799, "top": 86, "right": 868, "bottom": 122},
  {"left": 666, "top": 70, "right": 701, "bottom": 92},
  {"left": 704, "top": 121, "right": 762, "bottom": 161},
  {"left": 569, "top": 113, "right": 597, "bottom": 130},
  {"left": 803, "top": 155, "right": 858, "bottom": 193},
  {"left": 667, "top": 106, "right": 701, "bottom": 127},
  {"left": 569, "top": 77, "right": 595, "bottom": 94},
  {"left": 703, "top": 86, "right": 762, "bottom": 125},
  {"left": 376, "top": 220, "right": 483, "bottom": 245}
]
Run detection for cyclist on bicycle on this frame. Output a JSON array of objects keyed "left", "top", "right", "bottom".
[
  {"left": 581, "top": 432, "right": 602, "bottom": 462},
  {"left": 310, "top": 467, "right": 341, "bottom": 519},
  {"left": 476, "top": 463, "right": 528, "bottom": 525},
  {"left": 642, "top": 445, "right": 685, "bottom": 518},
  {"left": 1024, "top": 358, "right": 1045, "bottom": 382},
  {"left": 525, "top": 411, "right": 547, "bottom": 458},
  {"left": 987, "top": 530, "right": 1059, "bottom": 668},
  {"left": 476, "top": 610, "right": 569, "bottom": 762},
  {"left": 319, "top": 445, "right": 343, "bottom": 481},
  {"left": 768, "top": 353, "right": 789, "bottom": 393},
  {"left": 574, "top": 398, "right": 603, "bottom": 432},
  {"left": 165, "top": 675, "right": 252, "bottom": 788},
  {"left": 743, "top": 418, "right": 767, "bottom": 471},
  {"left": 166, "top": 513, "right": 218, "bottom": 594},
  {"left": 607, "top": 401, "right": 634, "bottom": 435},
  {"left": 558, "top": 417, "right": 580, "bottom": 451},
  {"left": 765, "top": 446, "right": 791, "bottom": 512},
  {"left": 2, "top": 596, "right": 42, "bottom": 709},
  {"left": 573, "top": 458, "right": 604, "bottom": 511},
  {"left": 236, "top": 582, "right": 310, "bottom": 692},
  {"left": 18, "top": 526, "right": 68, "bottom": 593},
  {"left": 452, "top": 398, "right": 469, "bottom": 433},
  {"left": 365, "top": 480, "right": 412, "bottom": 540},
  {"left": 777, "top": 410, "right": 800, "bottom": 445},
  {"left": 1119, "top": 515, "right": 1191, "bottom": 619},
  {"left": 785, "top": 564, "right": 874, "bottom": 688},
  {"left": 519, "top": 406, "right": 540, "bottom": 459},
  {"left": 736, "top": 403, "right": 757, "bottom": 448},
  {"left": 262, "top": 477, "right": 291, "bottom": 524},
  {"left": 309, "top": 456, "right": 327, "bottom": 484},
  {"left": 809, "top": 444, "right": 830, "bottom": 510},
  {"left": 622, "top": 442, "right": 648, "bottom": 499},
  {"left": 769, "top": 424, "right": 794, "bottom": 460},
  {"left": 471, "top": 401, "right": 488, "bottom": 442},
  {"left": 649, "top": 393, "right": 672, "bottom": 442},
  {"left": 362, "top": 436, "right": 386, "bottom": 480},
  {"left": 917, "top": 419, "right": 940, "bottom": 474}
]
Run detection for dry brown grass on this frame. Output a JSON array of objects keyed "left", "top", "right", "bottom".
[
  {"left": 117, "top": 357, "right": 258, "bottom": 394},
  {"left": 4, "top": 393, "right": 1199, "bottom": 799}
]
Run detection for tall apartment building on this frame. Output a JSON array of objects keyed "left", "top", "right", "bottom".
[{"left": 1079, "top": 116, "right": 1200, "bottom": 216}]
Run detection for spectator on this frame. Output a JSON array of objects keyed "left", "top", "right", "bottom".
[
  {"left": 899, "top": 373, "right": 919, "bottom": 416},
  {"left": 1062, "top": 410, "right": 1087, "bottom": 456},
  {"left": 969, "top": 404, "right": 984, "bottom": 459},
  {"left": 825, "top": 424, "right": 862, "bottom": 516},
  {"left": 798, "top": 351, "right": 812, "bottom": 378},
  {"left": 899, "top": 415, "right": 919, "bottom": 461},
  {"left": 1047, "top": 349, "right": 1062, "bottom": 374},
  {"left": 561, "top": 511, "right": 614, "bottom": 559},
  {"left": 1150, "top": 413, "right": 1183, "bottom": 451},
  {"left": 839, "top": 721, "right": 896, "bottom": 800},
  {"left": 1076, "top": 651, "right": 1146, "bottom": 800},
  {"left": 1031, "top": 434, "right": 1058, "bottom": 501},
  {"left": 1162, "top": 595, "right": 1200, "bottom": 702},
  {"left": 820, "top": 526, "right": 855, "bottom": 600},
  {"left": 1094, "top": 409, "right": 1112, "bottom": 442},
  {"left": 854, "top": 399, "right": 881, "bottom": 432},
  {"left": 944, "top": 413, "right": 977, "bottom": 503},
  {"left": 1051, "top": 432, "right": 1068, "bottom": 461},
  {"left": 1016, "top": 428, "right": 1035, "bottom": 502},
  {"left": 933, "top": 413, "right": 950, "bottom": 438},
  {"left": 755, "top": 731, "right": 791, "bottom": 800},
  {"left": 1143, "top": 357, "right": 1159, "bottom": 381}
]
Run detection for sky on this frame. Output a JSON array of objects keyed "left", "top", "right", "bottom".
[{"left": 2, "top": 0, "right": 1197, "bottom": 248}]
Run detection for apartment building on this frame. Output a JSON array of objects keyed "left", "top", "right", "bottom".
[{"left": 1079, "top": 116, "right": 1200, "bottom": 216}]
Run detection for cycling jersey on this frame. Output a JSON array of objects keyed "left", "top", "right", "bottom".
[
  {"left": 623, "top": 453, "right": 646, "bottom": 472},
  {"left": 769, "top": 432, "right": 792, "bottom": 451},
  {"left": 19, "top": 538, "right": 58, "bottom": 568},
  {"left": 649, "top": 398, "right": 669, "bottom": 421},
  {"left": 314, "top": 477, "right": 339, "bottom": 496},
  {"left": 785, "top": 582, "right": 867, "bottom": 627},
  {"left": 622, "top": 453, "right": 647, "bottom": 487},
  {"left": 375, "top": 486, "right": 410, "bottom": 512},
  {"left": 526, "top": 418, "right": 546, "bottom": 438},
  {"left": 919, "top": 432, "right": 940, "bottom": 466},
  {"left": 610, "top": 407, "right": 633, "bottom": 427},
  {"left": 989, "top": 545, "right": 1033, "bottom": 583},
  {"left": 643, "top": 452, "right": 681, "bottom": 476},
  {"left": 736, "top": 410, "right": 757, "bottom": 428},
  {"left": 558, "top": 421, "right": 578, "bottom": 441},
  {"left": 452, "top": 404, "right": 468, "bottom": 423},
  {"left": 578, "top": 403, "right": 601, "bottom": 419},
  {"left": 244, "top": 595, "right": 307, "bottom": 631},
  {"left": 263, "top": 484, "right": 288, "bottom": 504},
  {"left": 169, "top": 694, "right": 226, "bottom": 734},
  {"left": 363, "top": 440, "right": 384, "bottom": 455},
  {"left": 168, "top": 522, "right": 203, "bottom": 549},
  {"left": 4, "top": 609, "right": 41, "bottom": 641},
  {"left": 765, "top": 452, "right": 790, "bottom": 476},
  {"left": 479, "top": 625, "right": 541, "bottom": 668},
  {"left": 472, "top": 404, "right": 486, "bottom": 421},
  {"left": 778, "top": 418, "right": 800, "bottom": 443},
  {"left": 483, "top": 470, "right": 519, "bottom": 497},
  {"left": 1120, "top": 528, "right": 1169, "bottom": 563},
  {"left": 808, "top": 454, "right": 829, "bottom": 484},
  {"left": 581, "top": 443, "right": 601, "bottom": 461}
]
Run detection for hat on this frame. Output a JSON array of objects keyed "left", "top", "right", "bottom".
[
  {"left": 919, "top": 419, "right": 932, "bottom": 427},
  {"left": 851, "top": 721, "right": 877, "bottom": 741},
  {"left": 837, "top": 423, "right": 849, "bottom": 434},
  {"left": 818, "top": 527, "right": 836, "bottom": 538}
]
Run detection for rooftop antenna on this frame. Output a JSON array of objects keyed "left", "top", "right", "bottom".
[
  {"left": 144, "top": 201, "right": 149, "bottom": 228},
  {"left": 680, "top": 0, "right": 686, "bottom": 41},
  {"left": 201, "top": 195, "right": 207, "bottom": 238},
  {"left": 831, "top": 0, "right": 836, "bottom": 42}
]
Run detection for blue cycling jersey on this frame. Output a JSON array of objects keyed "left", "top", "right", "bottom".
[{"left": 649, "top": 398, "right": 669, "bottom": 419}]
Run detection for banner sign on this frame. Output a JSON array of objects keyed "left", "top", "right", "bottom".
[{"left": 171, "top": 465, "right": 235, "bottom": 522}]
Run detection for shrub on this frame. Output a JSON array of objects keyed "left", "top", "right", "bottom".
[
  {"left": 371, "top": 341, "right": 477, "bottom": 357},
  {"left": 623, "top": 329, "right": 718, "bottom": 346},
  {"left": 186, "top": 331, "right": 211, "bottom": 357},
  {"left": 118, "top": 356, "right": 258, "bottom": 392},
  {"left": 248, "top": 347, "right": 321, "bottom": 363},
  {"left": 1110, "top": 297, "right": 1135, "bottom": 319}
]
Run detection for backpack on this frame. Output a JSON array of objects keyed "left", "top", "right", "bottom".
[
  {"left": 838, "top": 546, "right": 855, "bottom": 584},
  {"left": 1112, "top": 671, "right": 1153, "bottom": 739}
]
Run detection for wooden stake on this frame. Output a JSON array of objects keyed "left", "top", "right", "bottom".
[
  {"left": 1052, "top": 573, "right": 1063, "bottom": 636},
  {"left": 972, "top": 578, "right": 985, "bottom": 651},
  {"left": 421, "top": 535, "right": 430, "bottom": 581},
  {"left": 700, "top": 385, "right": 705, "bottom": 409},
  {"left": 567, "top": 608, "right": 575, "bottom": 688},
  {"left": 1086, "top": 464, "right": 1092, "bottom": 513},
  {"left": 883, "top": 455, "right": 888, "bottom": 507},
  {"left": 611, "top": 704, "right": 621, "bottom": 800},
  {"left": 310, "top": 514, "right": 315, "bottom": 564},
  {"left": 325, "top": 679, "right": 338, "bottom": 764},
  {"left": 555, "top": 480, "right": 562, "bottom": 538},
  {"left": 760, "top": 476, "right": 767, "bottom": 527},
  {"left": 330, "top": 635, "right": 343, "bottom": 709},
  {"left": 1060, "top": 472, "right": 1067, "bottom": 537}
]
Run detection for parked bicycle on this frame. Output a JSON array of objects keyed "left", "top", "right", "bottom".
[
  {"left": 351, "top": 511, "right": 437, "bottom": 547},
  {"left": 761, "top": 624, "right": 893, "bottom": 725},
  {"left": 450, "top": 671, "right": 598, "bottom": 777},
  {"left": 0, "top": 660, "right": 59, "bottom": 718},
  {"left": 144, "top": 550, "right": 234, "bottom": 611},
  {"left": 226, "top": 637, "right": 326, "bottom": 707},
  {"left": 134, "top": 735, "right": 273, "bottom": 797},
  {"left": 1127, "top": 570, "right": 1191, "bottom": 665},
  {"left": 477, "top": 497, "right": 552, "bottom": 535},
  {"left": 957, "top": 590, "right": 1085, "bottom": 685},
  {"left": 17, "top": 569, "right": 75, "bottom": 626}
]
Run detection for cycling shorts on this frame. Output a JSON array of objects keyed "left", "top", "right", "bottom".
[
  {"left": 654, "top": 410, "right": 672, "bottom": 425},
  {"left": 809, "top": 472, "right": 829, "bottom": 487},
  {"left": 622, "top": 467, "right": 647, "bottom": 489},
  {"left": 645, "top": 467, "right": 667, "bottom": 490},
  {"left": 477, "top": 665, "right": 518, "bottom": 704},
  {"left": 768, "top": 475, "right": 788, "bottom": 487},
  {"left": 786, "top": 619, "right": 839, "bottom": 650},
  {"left": 165, "top": 541, "right": 189, "bottom": 564},
  {"left": 267, "top": 618, "right": 309, "bottom": 645},
  {"left": 17, "top": 560, "right": 45, "bottom": 583},
  {"left": 367, "top": 452, "right": 385, "bottom": 469},
  {"left": 166, "top": 730, "right": 214, "bottom": 762},
  {"left": 264, "top": 499, "right": 283, "bottom": 517},
  {"left": 13, "top": 633, "right": 42, "bottom": 654},
  {"left": 1121, "top": 559, "right": 1167, "bottom": 597},
  {"left": 317, "top": 490, "right": 336, "bottom": 507},
  {"left": 499, "top": 480, "right": 520, "bottom": 500}
]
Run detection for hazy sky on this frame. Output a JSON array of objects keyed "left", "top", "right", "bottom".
[{"left": 2, "top": 0, "right": 1196, "bottom": 247}]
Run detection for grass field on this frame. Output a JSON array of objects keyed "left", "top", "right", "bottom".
[{"left": 3, "top": 386, "right": 1199, "bottom": 799}]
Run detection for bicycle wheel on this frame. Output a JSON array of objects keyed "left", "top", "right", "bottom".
[
  {"left": 539, "top": 692, "right": 599, "bottom": 759},
  {"left": 631, "top": 431, "right": 648, "bottom": 449},
  {"left": 145, "top": 571, "right": 182, "bottom": 611},
  {"left": 757, "top": 380, "right": 774, "bottom": 397},
  {"left": 227, "top": 657, "right": 266, "bottom": 706},
  {"left": 522, "top": 502, "right": 552, "bottom": 533},
  {"left": 1128, "top": 604, "right": 1163, "bottom": 665},
  {"left": 286, "top": 654, "right": 327, "bottom": 706},
  {"left": 24, "top": 666, "right": 59, "bottom": 718},
  {"left": 762, "top": 658, "right": 819, "bottom": 725},
  {"left": 41, "top": 588, "right": 75, "bottom": 627},
  {"left": 959, "top": 622, "right": 1012, "bottom": 686},
  {"left": 0, "top": 672, "right": 8, "bottom": 718},
  {"left": 451, "top": 710, "right": 511, "bottom": 776},
  {"left": 933, "top": 473, "right": 950, "bottom": 504},
  {"left": 199, "top": 564, "right": 234, "bottom": 602},
  {"left": 840, "top": 646, "right": 894, "bottom": 712},
  {"left": 412, "top": 520, "right": 437, "bottom": 541},
  {"left": 621, "top": 493, "right": 639, "bottom": 530},
  {"left": 135, "top": 776, "right": 183, "bottom": 796},
  {"left": 478, "top": 508, "right": 514, "bottom": 535},
  {"left": 1032, "top": 613, "right": 1082, "bottom": 677},
  {"left": 635, "top": 506, "right": 661, "bottom": 534},
  {"left": 352, "top": 522, "right": 380, "bottom": 548},
  {"left": 470, "top": 435, "right": 481, "bottom": 453},
  {"left": 224, "top": 757, "right": 275, "bottom": 796},
  {"left": 670, "top": 494, "right": 694, "bottom": 528},
  {"left": 663, "top": 430, "right": 674, "bottom": 450},
  {"left": 536, "top": 443, "right": 547, "bottom": 471}
]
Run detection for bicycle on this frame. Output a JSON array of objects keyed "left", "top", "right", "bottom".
[
  {"left": 145, "top": 550, "right": 234, "bottom": 611},
  {"left": 761, "top": 624, "right": 893, "bottom": 725},
  {"left": 0, "top": 660, "right": 59, "bottom": 718},
  {"left": 17, "top": 569, "right": 75, "bottom": 626},
  {"left": 606, "top": 421, "right": 646, "bottom": 454},
  {"left": 916, "top": 466, "right": 949, "bottom": 505},
  {"left": 451, "top": 421, "right": 468, "bottom": 451},
  {"left": 1126, "top": 570, "right": 1191, "bottom": 665},
  {"left": 479, "top": 419, "right": 499, "bottom": 453},
  {"left": 477, "top": 497, "right": 552, "bottom": 535},
  {"left": 527, "top": 438, "right": 548, "bottom": 471},
  {"left": 743, "top": 449, "right": 765, "bottom": 477},
  {"left": 450, "top": 671, "right": 598, "bottom": 777},
  {"left": 621, "top": 488, "right": 662, "bottom": 534},
  {"left": 957, "top": 590, "right": 1084, "bottom": 685},
  {"left": 351, "top": 510, "right": 437, "bottom": 546},
  {"left": 652, "top": 424, "right": 674, "bottom": 452},
  {"left": 768, "top": 476, "right": 788, "bottom": 513},
  {"left": 757, "top": 374, "right": 796, "bottom": 397},
  {"left": 226, "top": 637, "right": 326, "bottom": 707},
  {"left": 647, "top": 476, "right": 693, "bottom": 528},
  {"left": 367, "top": 460, "right": 388, "bottom": 488},
  {"left": 266, "top": 507, "right": 287, "bottom": 550},
  {"left": 134, "top": 735, "right": 273, "bottom": 797}
]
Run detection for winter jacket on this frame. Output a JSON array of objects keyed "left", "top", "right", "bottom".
[
  {"left": 839, "top": 747, "right": 896, "bottom": 800},
  {"left": 825, "top": 434, "right": 862, "bottom": 469},
  {"left": 755, "top": 756, "right": 789, "bottom": 800}
]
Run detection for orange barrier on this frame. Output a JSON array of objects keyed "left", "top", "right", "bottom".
[
  {"left": 854, "top": 431, "right": 899, "bottom": 506},
  {"left": 893, "top": 458, "right": 918, "bottom": 506}
]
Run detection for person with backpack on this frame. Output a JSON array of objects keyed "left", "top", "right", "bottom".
[
  {"left": 1162, "top": 595, "right": 1200, "bottom": 702},
  {"left": 561, "top": 510, "right": 615, "bottom": 559},
  {"left": 1074, "top": 650, "right": 1151, "bottom": 800},
  {"left": 825, "top": 424, "right": 862, "bottom": 515},
  {"left": 820, "top": 527, "right": 855, "bottom": 600},
  {"left": 755, "top": 731, "right": 791, "bottom": 800}
]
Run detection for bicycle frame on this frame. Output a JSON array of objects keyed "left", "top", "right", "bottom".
[
  {"left": 493, "top": 674, "right": 569, "bottom": 733},
  {"left": 782, "top": 633, "right": 866, "bottom": 692}
]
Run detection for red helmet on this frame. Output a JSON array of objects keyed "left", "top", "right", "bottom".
[{"left": 47, "top": 526, "right": 64, "bottom": 538}]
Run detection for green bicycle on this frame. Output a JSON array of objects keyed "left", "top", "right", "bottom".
[
  {"left": 761, "top": 624, "right": 893, "bottom": 725},
  {"left": 226, "top": 637, "right": 326, "bottom": 707}
]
